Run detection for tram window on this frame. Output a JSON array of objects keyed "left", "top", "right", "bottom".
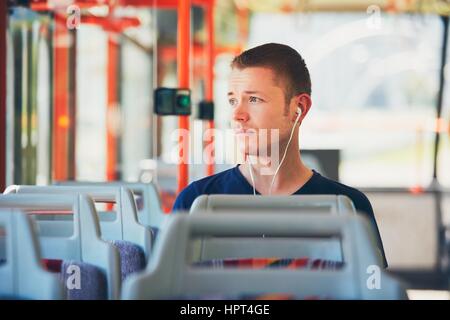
[
  {"left": 438, "top": 33, "right": 450, "bottom": 188},
  {"left": 8, "top": 8, "right": 52, "bottom": 185},
  {"left": 121, "top": 16, "right": 154, "bottom": 182},
  {"left": 36, "top": 30, "right": 51, "bottom": 185},
  {"left": 76, "top": 25, "right": 108, "bottom": 181},
  {"left": 439, "top": 63, "right": 450, "bottom": 228}
]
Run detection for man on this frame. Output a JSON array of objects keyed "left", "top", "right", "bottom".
[{"left": 173, "top": 43, "right": 387, "bottom": 267}]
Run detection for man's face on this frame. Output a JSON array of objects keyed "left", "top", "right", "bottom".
[{"left": 228, "top": 67, "right": 295, "bottom": 157}]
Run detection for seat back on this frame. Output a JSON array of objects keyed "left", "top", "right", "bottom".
[
  {"left": 0, "top": 194, "right": 121, "bottom": 299},
  {"left": 190, "top": 194, "right": 356, "bottom": 214},
  {"left": 0, "top": 209, "right": 65, "bottom": 299},
  {"left": 122, "top": 213, "right": 407, "bottom": 300},
  {"left": 4, "top": 185, "right": 152, "bottom": 260},
  {"left": 190, "top": 195, "right": 356, "bottom": 261},
  {"left": 52, "top": 181, "right": 166, "bottom": 228}
]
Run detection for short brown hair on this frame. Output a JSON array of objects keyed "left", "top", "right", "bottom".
[{"left": 231, "top": 43, "right": 311, "bottom": 106}]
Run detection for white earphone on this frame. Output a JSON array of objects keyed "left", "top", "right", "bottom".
[{"left": 248, "top": 106, "right": 302, "bottom": 195}]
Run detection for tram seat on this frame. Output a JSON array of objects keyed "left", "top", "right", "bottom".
[
  {"left": 365, "top": 191, "right": 442, "bottom": 270},
  {"left": 190, "top": 194, "right": 356, "bottom": 214},
  {"left": 4, "top": 185, "right": 152, "bottom": 260},
  {"left": 0, "top": 209, "right": 65, "bottom": 300},
  {"left": 61, "top": 260, "right": 107, "bottom": 300},
  {"left": 189, "top": 195, "right": 356, "bottom": 262},
  {"left": 42, "top": 241, "right": 145, "bottom": 284},
  {"left": 111, "top": 240, "right": 146, "bottom": 281},
  {"left": 122, "top": 213, "right": 407, "bottom": 300},
  {"left": 40, "top": 258, "right": 109, "bottom": 299},
  {"left": 53, "top": 181, "right": 166, "bottom": 229},
  {"left": 0, "top": 194, "right": 121, "bottom": 299}
]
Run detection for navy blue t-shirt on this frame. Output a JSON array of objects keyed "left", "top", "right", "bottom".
[{"left": 173, "top": 165, "right": 387, "bottom": 267}]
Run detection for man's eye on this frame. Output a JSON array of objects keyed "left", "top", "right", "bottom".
[{"left": 249, "top": 96, "right": 262, "bottom": 103}]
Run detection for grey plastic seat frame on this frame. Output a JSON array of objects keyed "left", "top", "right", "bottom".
[
  {"left": 190, "top": 194, "right": 356, "bottom": 215},
  {"left": 0, "top": 194, "right": 121, "bottom": 299},
  {"left": 189, "top": 195, "right": 356, "bottom": 261},
  {"left": 53, "top": 181, "right": 166, "bottom": 228},
  {"left": 0, "top": 209, "right": 65, "bottom": 300},
  {"left": 122, "top": 213, "right": 407, "bottom": 300},
  {"left": 4, "top": 185, "right": 152, "bottom": 259}
]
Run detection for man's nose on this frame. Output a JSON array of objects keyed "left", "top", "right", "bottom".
[{"left": 232, "top": 101, "right": 249, "bottom": 123}]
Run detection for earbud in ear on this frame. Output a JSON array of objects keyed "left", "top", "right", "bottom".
[
  {"left": 294, "top": 107, "right": 302, "bottom": 121},
  {"left": 271, "top": 106, "right": 303, "bottom": 195}
]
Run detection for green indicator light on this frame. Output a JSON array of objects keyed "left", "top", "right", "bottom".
[{"left": 178, "top": 95, "right": 190, "bottom": 108}]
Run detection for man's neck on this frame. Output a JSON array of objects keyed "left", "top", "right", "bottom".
[{"left": 239, "top": 147, "right": 313, "bottom": 195}]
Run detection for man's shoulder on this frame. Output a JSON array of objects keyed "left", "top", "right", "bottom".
[
  {"left": 172, "top": 167, "right": 237, "bottom": 211},
  {"left": 308, "top": 172, "right": 387, "bottom": 267},
  {"left": 190, "top": 166, "right": 237, "bottom": 192},
  {"left": 307, "top": 171, "right": 372, "bottom": 211}
]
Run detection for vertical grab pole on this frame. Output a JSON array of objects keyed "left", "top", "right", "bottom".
[
  {"left": 177, "top": 0, "right": 191, "bottom": 192},
  {"left": 68, "top": 28, "right": 77, "bottom": 180},
  {"left": 433, "top": 16, "right": 448, "bottom": 181},
  {"left": 205, "top": 0, "right": 215, "bottom": 176},
  {"left": 0, "top": 0, "right": 7, "bottom": 191},
  {"left": 107, "top": 35, "right": 119, "bottom": 181},
  {"left": 53, "top": 13, "right": 70, "bottom": 181},
  {"left": 433, "top": 16, "right": 448, "bottom": 273}
]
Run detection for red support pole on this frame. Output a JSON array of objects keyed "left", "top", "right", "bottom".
[
  {"left": 205, "top": 0, "right": 215, "bottom": 176},
  {"left": 53, "top": 13, "right": 70, "bottom": 181},
  {"left": 177, "top": 0, "right": 191, "bottom": 192},
  {"left": 0, "top": 1, "right": 7, "bottom": 191},
  {"left": 68, "top": 29, "right": 77, "bottom": 180},
  {"left": 107, "top": 35, "right": 119, "bottom": 181}
]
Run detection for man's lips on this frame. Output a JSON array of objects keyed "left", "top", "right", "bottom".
[{"left": 234, "top": 128, "right": 256, "bottom": 134}]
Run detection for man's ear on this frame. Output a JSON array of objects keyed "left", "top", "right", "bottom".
[{"left": 292, "top": 93, "right": 312, "bottom": 122}]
